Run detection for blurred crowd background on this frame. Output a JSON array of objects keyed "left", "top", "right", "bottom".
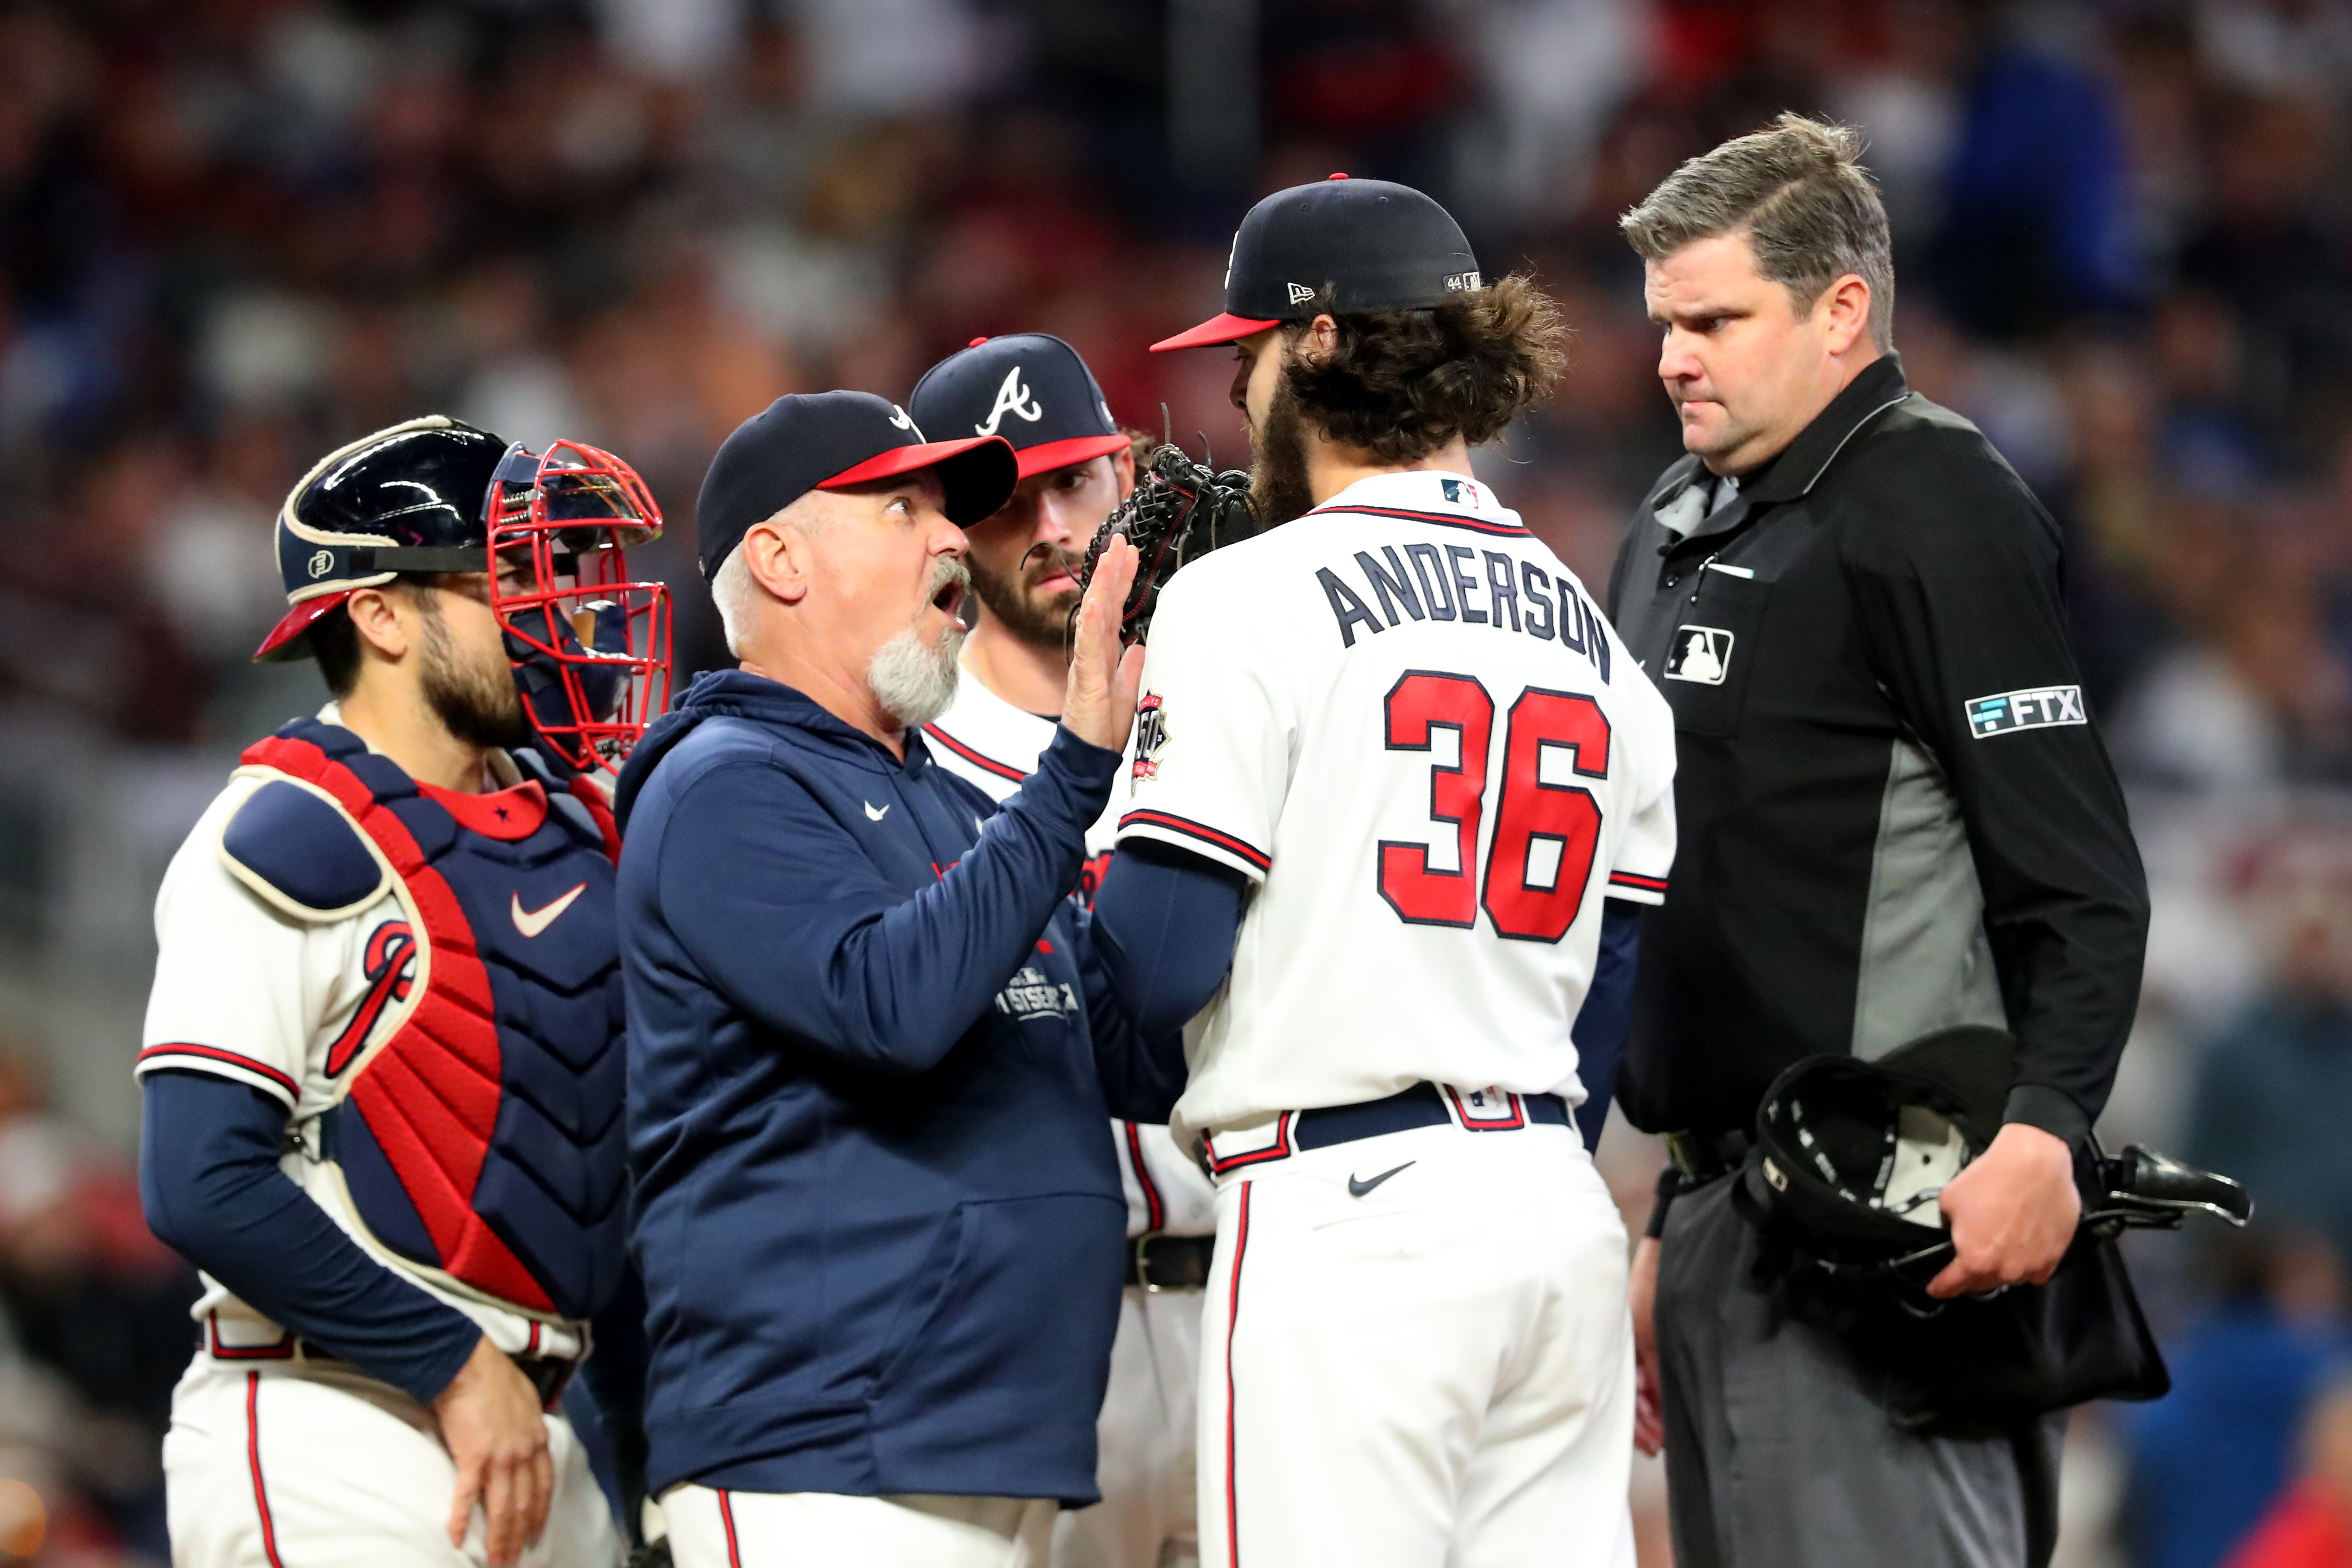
[{"left": 3, "top": 0, "right": 2352, "bottom": 1563}]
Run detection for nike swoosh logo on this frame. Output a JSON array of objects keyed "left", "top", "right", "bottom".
[
  {"left": 511, "top": 882, "right": 587, "bottom": 939},
  {"left": 1348, "top": 1161, "right": 1416, "bottom": 1198},
  {"left": 865, "top": 801, "right": 891, "bottom": 821}
]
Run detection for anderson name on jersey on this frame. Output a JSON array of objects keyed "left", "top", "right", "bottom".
[{"left": 1119, "top": 471, "right": 1677, "bottom": 1149}]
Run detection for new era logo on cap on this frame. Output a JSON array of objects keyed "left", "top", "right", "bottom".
[
  {"left": 911, "top": 334, "right": 1133, "bottom": 482},
  {"left": 1153, "top": 174, "right": 1483, "bottom": 352}
]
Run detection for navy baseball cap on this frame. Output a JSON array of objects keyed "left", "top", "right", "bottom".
[
  {"left": 909, "top": 334, "right": 1133, "bottom": 482},
  {"left": 1153, "top": 174, "right": 1483, "bottom": 352},
  {"left": 694, "top": 391, "right": 1017, "bottom": 578}
]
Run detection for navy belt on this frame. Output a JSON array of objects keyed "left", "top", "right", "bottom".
[{"left": 1295, "top": 1082, "right": 1570, "bottom": 1150}]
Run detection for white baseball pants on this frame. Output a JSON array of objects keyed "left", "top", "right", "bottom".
[
  {"left": 162, "top": 1354, "right": 617, "bottom": 1568},
  {"left": 663, "top": 1486, "right": 1057, "bottom": 1567},
  {"left": 1197, "top": 1121, "right": 1635, "bottom": 1568},
  {"left": 1053, "top": 1283, "right": 1203, "bottom": 1568}
]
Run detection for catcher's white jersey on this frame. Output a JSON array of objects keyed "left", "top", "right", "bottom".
[
  {"left": 925, "top": 671, "right": 1217, "bottom": 1240},
  {"left": 1120, "top": 470, "right": 1676, "bottom": 1146}
]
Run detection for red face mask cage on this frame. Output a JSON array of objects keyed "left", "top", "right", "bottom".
[{"left": 485, "top": 439, "right": 674, "bottom": 777}]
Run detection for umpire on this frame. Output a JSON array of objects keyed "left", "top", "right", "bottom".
[{"left": 1607, "top": 115, "right": 2150, "bottom": 1568}]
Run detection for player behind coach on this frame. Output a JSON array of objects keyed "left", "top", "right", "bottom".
[
  {"left": 910, "top": 333, "right": 1221, "bottom": 1568},
  {"left": 1608, "top": 115, "right": 2150, "bottom": 1568},
  {"left": 1100, "top": 175, "right": 1677, "bottom": 1568},
  {"left": 613, "top": 391, "right": 1184, "bottom": 1566}
]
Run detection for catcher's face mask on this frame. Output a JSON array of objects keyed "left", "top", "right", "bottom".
[{"left": 485, "top": 440, "right": 672, "bottom": 776}]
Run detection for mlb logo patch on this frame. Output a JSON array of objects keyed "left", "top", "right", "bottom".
[
  {"left": 1664, "top": 625, "right": 1733, "bottom": 685},
  {"left": 1965, "top": 685, "right": 2087, "bottom": 738},
  {"left": 1439, "top": 477, "right": 1480, "bottom": 508}
]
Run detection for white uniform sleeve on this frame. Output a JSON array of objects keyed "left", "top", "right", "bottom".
[
  {"left": 137, "top": 782, "right": 322, "bottom": 1110},
  {"left": 1604, "top": 678, "right": 1677, "bottom": 907},
  {"left": 1118, "top": 565, "right": 1289, "bottom": 883}
]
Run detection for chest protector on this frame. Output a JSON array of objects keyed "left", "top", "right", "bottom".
[{"left": 239, "top": 718, "right": 626, "bottom": 1323}]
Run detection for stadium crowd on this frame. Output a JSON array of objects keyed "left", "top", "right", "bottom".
[{"left": 3, "top": 0, "right": 2352, "bottom": 1563}]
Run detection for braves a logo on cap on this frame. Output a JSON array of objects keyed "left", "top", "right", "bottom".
[
  {"left": 1132, "top": 693, "right": 1168, "bottom": 781},
  {"left": 1286, "top": 282, "right": 1316, "bottom": 306},
  {"left": 888, "top": 404, "right": 921, "bottom": 435},
  {"left": 1665, "top": 626, "right": 1733, "bottom": 685},
  {"left": 974, "top": 368, "right": 1044, "bottom": 437},
  {"left": 307, "top": 549, "right": 334, "bottom": 579}
]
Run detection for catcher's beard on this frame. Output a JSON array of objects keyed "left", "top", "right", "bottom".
[
  {"left": 868, "top": 557, "right": 972, "bottom": 729},
  {"left": 1250, "top": 377, "right": 1317, "bottom": 529},
  {"left": 969, "top": 542, "right": 1084, "bottom": 654},
  {"left": 417, "top": 591, "right": 534, "bottom": 752}
]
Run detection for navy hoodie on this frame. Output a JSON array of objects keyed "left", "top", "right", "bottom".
[{"left": 613, "top": 670, "right": 1183, "bottom": 1501}]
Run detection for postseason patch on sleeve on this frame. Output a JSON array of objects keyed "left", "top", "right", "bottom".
[{"left": 1964, "top": 685, "right": 2087, "bottom": 738}]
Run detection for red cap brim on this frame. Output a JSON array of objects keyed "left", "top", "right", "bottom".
[
  {"left": 820, "top": 434, "right": 1009, "bottom": 489},
  {"left": 818, "top": 433, "right": 1018, "bottom": 525},
  {"left": 253, "top": 594, "right": 349, "bottom": 662},
  {"left": 1011, "top": 432, "right": 1134, "bottom": 480},
  {"left": 1149, "top": 313, "right": 1282, "bottom": 352}
]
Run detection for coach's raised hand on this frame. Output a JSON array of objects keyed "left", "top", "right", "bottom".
[{"left": 1063, "top": 532, "right": 1144, "bottom": 753}]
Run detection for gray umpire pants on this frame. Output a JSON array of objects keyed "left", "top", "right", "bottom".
[{"left": 1656, "top": 1174, "right": 2066, "bottom": 1568}]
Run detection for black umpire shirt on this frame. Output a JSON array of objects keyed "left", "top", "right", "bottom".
[{"left": 1605, "top": 353, "right": 2149, "bottom": 1148}]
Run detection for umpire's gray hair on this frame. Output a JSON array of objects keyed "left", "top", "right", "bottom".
[{"left": 1621, "top": 113, "right": 1896, "bottom": 351}]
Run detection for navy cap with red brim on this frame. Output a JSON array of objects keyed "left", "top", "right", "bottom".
[
  {"left": 1150, "top": 312, "right": 1283, "bottom": 353},
  {"left": 1153, "top": 174, "right": 1481, "bottom": 352},
  {"left": 695, "top": 391, "right": 1019, "bottom": 579}
]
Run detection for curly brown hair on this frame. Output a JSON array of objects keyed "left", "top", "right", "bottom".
[{"left": 1280, "top": 273, "right": 1569, "bottom": 464}]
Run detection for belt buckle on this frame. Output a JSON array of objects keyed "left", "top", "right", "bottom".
[{"left": 1133, "top": 1231, "right": 1170, "bottom": 1295}]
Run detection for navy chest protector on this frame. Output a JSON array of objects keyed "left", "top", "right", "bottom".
[{"left": 240, "top": 718, "right": 626, "bottom": 1322}]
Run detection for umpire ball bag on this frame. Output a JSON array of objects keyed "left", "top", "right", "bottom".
[{"left": 1734, "top": 1026, "right": 2168, "bottom": 1425}]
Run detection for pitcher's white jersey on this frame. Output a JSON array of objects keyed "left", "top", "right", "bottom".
[
  {"left": 1119, "top": 471, "right": 1676, "bottom": 1146},
  {"left": 137, "top": 707, "right": 587, "bottom": 1362},
  {"left": 925, "top": 672, "right": 1217, "bottom": 1240}
]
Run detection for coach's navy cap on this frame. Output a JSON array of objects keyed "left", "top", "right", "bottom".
[
  {"left": 694, "top": 391, "right": 1017, "bottom": 578},
  {"left": 1152, "top": 174, "right": 1483, "bottom": 352},
  {"left": 909, "top": 334, "right": 1131, "bottom": 481}
]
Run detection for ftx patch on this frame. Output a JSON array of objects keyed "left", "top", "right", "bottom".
[{"left": 1965, "top": 685, "right": 2085, "bottom": 738}]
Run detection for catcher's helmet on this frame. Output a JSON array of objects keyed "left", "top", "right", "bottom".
[
  {"left": 255, "top": 415, "right": 512, "bottom": 662},
  {"left": 256, "top": 415, "right": 673, "bottom": 776}
]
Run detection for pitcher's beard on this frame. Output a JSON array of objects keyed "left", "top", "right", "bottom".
[
  {"left": 1250, "top": 378, "right": 1317, "bottom": 529},
  {"left": 419, "top": 594, "right": 533, "bottom": 752}
]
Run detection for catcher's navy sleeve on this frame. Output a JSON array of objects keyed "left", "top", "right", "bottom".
[
  {"left": 1091, "top": 839, "right": 1247, "bottom": 1038},
  {"left": 1570, "top": 903, "right": 1642, "bottom": 1150},
  {"left": 139, "top": 1070, "right": 482, "bottom": 1403}
]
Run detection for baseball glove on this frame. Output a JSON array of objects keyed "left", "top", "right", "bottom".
[{"left": 1075, "top": 443, "right": 1257, "bottom": 644}]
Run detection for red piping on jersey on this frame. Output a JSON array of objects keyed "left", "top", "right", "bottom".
[
  {"left": 568, "top": 777, "right": 624, "bottom": 864},
  {"left": 1119, "top": 809, "right": 1271, "bottom": 873},
  {"left": 1608, "top": 871, "right": 1669, "bottom": 893},
  {"left": 1205, "top": 1112, "right": 1294, "bottom": 1175},
  {"left": 139, "top": 1043, "right": 300, "bottom": 1101},
  {"left": 244, "top": 734, "right": 554, "bottom": 1314},
  {"left": 1224, "top": 1181, "right": 1252, "bottom": 1568},
  {"left": 1124, "top": 1121, "right": 1166, "bottom": 1232},
  {"left": 921, "top": 723, "right": 1030, "bottom": 784},
  {"left": 718, "top": 1489, "right": 744, "bottom": 1568},
  {"left": 246, "top": 1371, "right": 287, "bottom": 1568},
  {"left": 1306, "top": 504, "right": 1530, "bottom": 538}
]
